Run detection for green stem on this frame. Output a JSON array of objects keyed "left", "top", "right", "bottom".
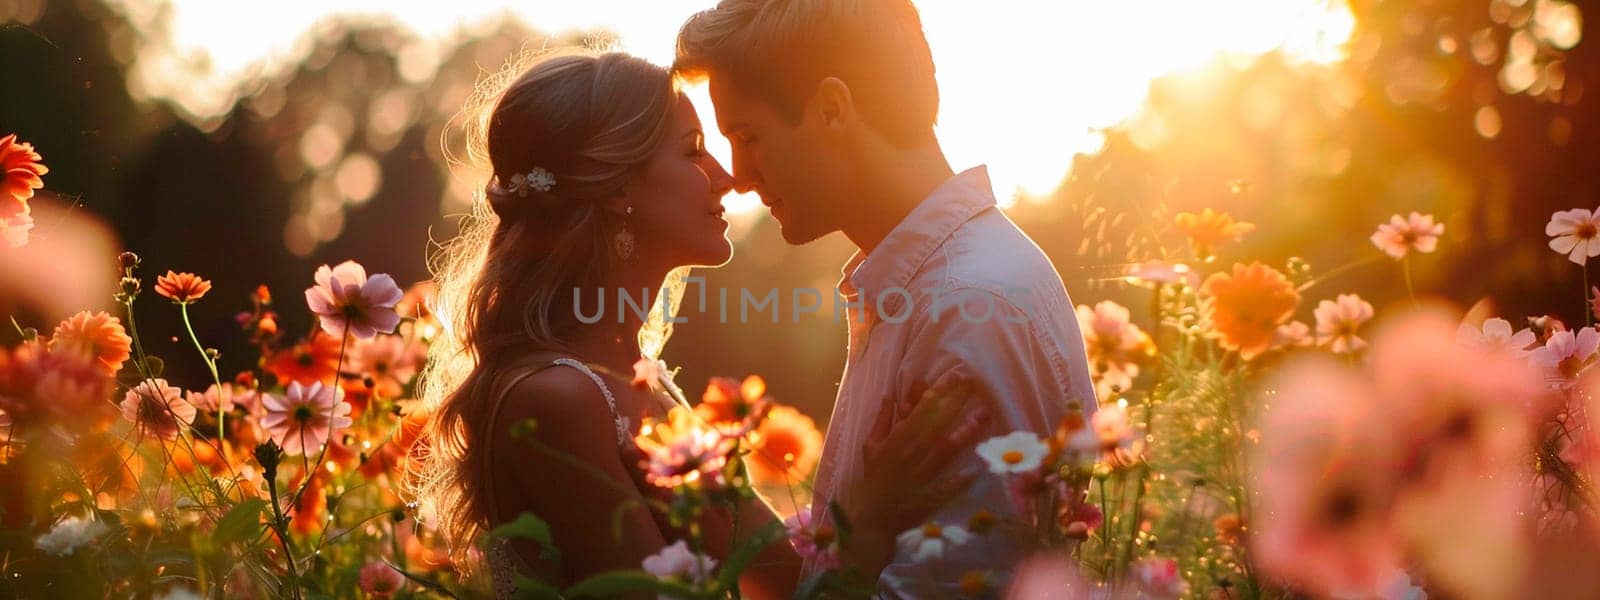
[
  {"left": 1295, "top": 254, "right": 1385, "bottom": 294},
  {"left": 266, "top": 470, "right": 303, "bottom": 600},
  {"left": 286, "top": 331, "right": 351, "bottom": 514},
  {"left": 179, "top": 302, "right": 225, "bottom": 440}
]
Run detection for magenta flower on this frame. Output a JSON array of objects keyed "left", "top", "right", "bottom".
[
  {"left": 260, "top": 381, "right": 352, "bottom": 456},
  {"left": 304, "top": 260, "right": 403, "bottom": 340},
  {"left": 119, "top": 379, "right": 196, "bottom": 440}
]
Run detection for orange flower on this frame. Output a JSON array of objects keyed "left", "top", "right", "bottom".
[
  {"left": 1201, "top": 262, "right": 1300, "bottom": 360},
  {"left": 1176, "top": 208, "right": 1255, "bottom": 257},
  {"left": 0, "top": 134, "right": 47, "bottom": 215},
  {"left": 0, "top": 341, "right": 116, "bottom": 427},
  {"left": 50, "top": 310, "right": 133, "bottom": 376},
  {"left": 0, "top": 134, "right": 45, "bottom": 248},
  {"left": 744, "top": 405, "right": 823, "bottom": 486},
  {"left": 695, "top": 375, "right": 771, "bottom": 435},
  {"left": 289, "top": 471, "right": 328, "bottom": 536},
  {"left": 154, "top": 271, "right": 213, "bottom": 303},
  {"left": 265, "top": 333, "right": 343, "bottom": 386}
]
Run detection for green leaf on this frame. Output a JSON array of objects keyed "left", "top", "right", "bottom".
[
  {"left": 827, "top": 500, "right": 853, "bottom": 545},
  {"left": 716, "top": 519, "right": 787, "bottom": 590},
  {"left": 212, "top": 498, "right": 268, "bottom": 545},
  {"left": 564, "top": 570, "right": 699, "bottom": 599},
  {"left": 387, "top": 560, "right": 460, "bottom": 599},
  {"left": 488, "top": 513, "right": 562, "bottom": 562},
  {"left": 512, "top": 574, "right": 565, "bottom": 600}
]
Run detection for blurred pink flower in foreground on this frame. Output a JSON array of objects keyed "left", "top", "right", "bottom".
[
  {"left": 1131, "top": 556, "right": 1188, "bottom": 598},
  {"left": 304, "top": 260, "right": 403, "bottom": 340},
  {"left": 1253, "top": 308, "right": 1542, "bottom": 599},
  {"left": 1547, "top": 207, "right": 1600, "bottom": 265},
  {"left": 261, "top": 380, "right": 352, "bottom": 456},
  {"left": 120, "top": 379, "right": 196, "bottom": 441},
  {"left": 1314, "top": 294, "right": 1375, "bottom": 354},
  {"left": 1370, "top": 212, "right": 1444, "bottom": 259},
  {"left": 1003, "top": 553, "right": 1095, "bottom": 599}
]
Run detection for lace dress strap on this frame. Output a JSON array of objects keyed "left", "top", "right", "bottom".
[
  {"left": 548, "top": 358, "right": 629, "bottom": 447},
  {"left": 482, "top": 357, "right": 629, "bottom": 599}
]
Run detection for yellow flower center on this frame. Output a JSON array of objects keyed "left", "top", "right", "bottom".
[
  {"left": 1001, "top": 450, "right": 1025, "bottom": 464},
  {"left": 921, "top": 523, "right": 943, "bottom": 539}
]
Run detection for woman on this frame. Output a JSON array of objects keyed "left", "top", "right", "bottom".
[{"left": 408, "top": 49, "right": 985, "bottom": 597}]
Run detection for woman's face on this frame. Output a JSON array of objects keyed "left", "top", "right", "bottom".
[{"left": 623, "top": 94, "right": 736, "bottom": 269}]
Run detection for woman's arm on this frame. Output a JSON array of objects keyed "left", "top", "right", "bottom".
[{"left": 490, "top": 368, "right": 668, "bottom": 588}]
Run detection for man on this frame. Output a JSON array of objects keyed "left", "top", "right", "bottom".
[{"left": 676, "top": 0, "right": 1098, "bottom": 596}]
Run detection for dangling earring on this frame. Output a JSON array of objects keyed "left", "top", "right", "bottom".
[{"left": 613, "top": 205, "right": 635, "bottom": 261}]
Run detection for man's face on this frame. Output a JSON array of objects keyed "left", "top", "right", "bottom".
[{"left": 708, "top": 76, "right": 844, "bottom": 245}]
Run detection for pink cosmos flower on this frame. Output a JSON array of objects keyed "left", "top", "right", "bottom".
[
  {"left": 1456, "top": 317, "right": 1537, "bottom": 359},
  {"left": 1547, "top": 207, "right": 1600, "bottom": 265},
  {"left": 1251, "top": 358, "right": 1405, "bottom": 597},
  {"left": 349, "top": 334, "right": 425, "bottom": 398},
  {"left": 1076, "top": 301, "right": 1156, "bottom": 400},
  {"left": 120, "top": 379, "right": 196, "bottom": 440},
  {"left": 304, "top": 260, "right": 403, "bottom": 340},
  {"left": 358, "top": 561, "right": 405, "bottom": 598},
  {"left": 260, "top": 381, "right": 352, "bottom": 456},
  {"left": 1272, "top": 320, "right": 1313, "bottom": 351},
  {"left": 1132, "top": 556, "right": 1189, "bottom": 598},
  {"left": 783, "top": 510, "right": 840, "bottom": 570},
  {"left": 1369, "top": 212, "right": 1444, "bottom": 259},
  {"left": 1313, "top": 293, "right": 1375, "bottom": 354},
  {"left": 1528, "top": 326, "right": 1600, "bottom": 388},
  {"left": 633, "top": 406, "right": 733, "bottom": 489},
  {"left": 642, "top": 540, "right": 717, "bottom": 585},
  {"left": 1369, "top": 311, "right": 1539, "bottom": 599}
]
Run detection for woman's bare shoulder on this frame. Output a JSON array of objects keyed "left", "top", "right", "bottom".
[{"left": 493, "top": 362, "right": 616, "bottom": 444}]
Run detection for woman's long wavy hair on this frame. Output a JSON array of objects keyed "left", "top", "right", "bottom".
[{"left": 405, "top": 47, "right": 682, "bottom": 570}]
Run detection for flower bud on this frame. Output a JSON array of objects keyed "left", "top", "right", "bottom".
[{"left": 117, "top": 251, "right": 141, "bottom": 271}]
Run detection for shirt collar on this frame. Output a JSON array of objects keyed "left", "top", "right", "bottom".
[{"left": 837, "top": 166, "right": 998, "bottom": 302}]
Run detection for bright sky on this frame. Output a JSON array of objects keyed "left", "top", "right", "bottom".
[{"left": 107, "top": 0, "right": 1355, "bottom": 210}]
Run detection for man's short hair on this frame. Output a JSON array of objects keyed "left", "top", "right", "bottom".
[{"left": 674, "top": 0, "right": 940, "bottom": 147}]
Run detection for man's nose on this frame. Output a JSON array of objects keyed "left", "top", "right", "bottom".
[{"left": 730, "top": 153, "right": 758, "bottom": 194}]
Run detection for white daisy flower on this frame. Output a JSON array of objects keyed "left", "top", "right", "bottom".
[
  {"left": 897, "top": 522, "right": 972, "bottom": 562},
  {"left": 975, "top": 431, "right": 1049, "bottom": 474}
]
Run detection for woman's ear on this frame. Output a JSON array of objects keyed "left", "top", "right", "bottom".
[{"left": 597, "top": 190, "right": 635, "bottom": 218}]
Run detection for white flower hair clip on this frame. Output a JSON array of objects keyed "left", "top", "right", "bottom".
[{"left": 508, "top": 166, "right": 557, "bottom": 196}]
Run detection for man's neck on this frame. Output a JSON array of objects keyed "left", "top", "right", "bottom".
[{"left": 839, "top": 143, "right": 956, "bottom": 254}]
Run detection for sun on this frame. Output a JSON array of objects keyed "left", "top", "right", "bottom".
[{"left": 107, "top": 0, "right": 1356, "bottom": 213}]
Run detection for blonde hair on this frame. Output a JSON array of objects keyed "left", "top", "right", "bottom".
[
  {"left": 674, "top": 0, "right": 940, "bottom": 146},
  {"left": 407, "top": 47, "right": 683, "bottom": 569}
]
